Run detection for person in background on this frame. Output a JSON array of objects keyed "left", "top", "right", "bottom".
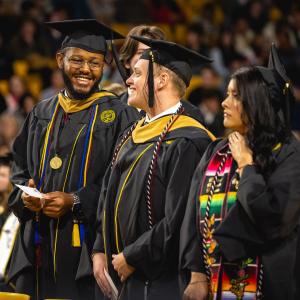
[
  {"left": 0, "top": 153, "right": 18, "bottom": 293},
  {"left": 5, "top": 76, "right": 26, "bottom": 111},
  {"left": 185, "top": 22, "right": 210, "bottom": 74},
  {"left": 18, "top": 93, "right": 35, "bottom": 118},
  {"left": 188, "top": 66, "right": 223, "bottom": 108},
  {"left": 119, "top": 25, "right": 206, "bottom": 123},
  {"left": 39, "top": 68, "right": 65, "bottom": 101},
  {"left": 199, "top": 89, "right": 224, "bottom": 137},
  {"left": 105, "top": 83, "right": 127, "bottom": 95},
  {"left": 0, "top": 111, "right": 24, "bottom": 152}
]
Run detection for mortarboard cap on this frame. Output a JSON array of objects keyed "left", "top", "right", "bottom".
[
  {"left": 256, "top": 44, "right": 295, "bottom": 136},
  {"left": 46, "top": 19, "right": 128, "bottom": 83},
  {"left": 130, "top": 36, "right": 213, "bottom": 108}
]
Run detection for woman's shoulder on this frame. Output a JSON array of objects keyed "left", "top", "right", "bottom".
[{"left": 275, "top": 136, "right": 300, "bottom": 165}]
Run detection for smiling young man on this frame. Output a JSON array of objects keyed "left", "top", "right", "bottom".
[
  {"left": 118, "top": 25, "right": 205, "bottom": 123},
  {"left": 92, "top": 37, "right": 215, "bottom": 300},
  {"left": 6, "top": 19, "right": 140, "bottom": 300}
]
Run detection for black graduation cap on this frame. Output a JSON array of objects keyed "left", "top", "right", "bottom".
[
  {"left": 129, "top": 36, "right": 213, "bottom": 108},
  {"left": 256, "top": 44, "right": 295, "bottom": 135},
  {"left": 46, "top": 19, "right": 128, "bottom": 83},
  {"left": 0, "top": 153, "right": 13, "bottom": 167}
]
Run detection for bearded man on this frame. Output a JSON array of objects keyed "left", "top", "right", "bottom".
[{"left": 7, "top": 19, "right": 140, "bottom": 300}]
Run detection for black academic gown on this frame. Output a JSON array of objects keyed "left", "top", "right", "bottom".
[
  {"left": 93, "top": 114, "right": 214, "bottom": 300},
  {"left": 179, "top": 137, "right": 300, "bottom": 300},
  {"left": 7, "top": 91, "right": 141, "bottom": 300},
  {"left": 119, "top": 91, "right": 204, "bottom": 124}
]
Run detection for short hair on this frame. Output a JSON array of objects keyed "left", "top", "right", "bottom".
[
  {"left": 155, "top": 64, "right": 186, "bottom": 98},
  {"left": 119, "top": 25, "right": 167, "bottom": 77}
]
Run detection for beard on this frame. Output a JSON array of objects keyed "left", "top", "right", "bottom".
[{"left": 62, "top": 63, "right": 103, "bottom": 100}]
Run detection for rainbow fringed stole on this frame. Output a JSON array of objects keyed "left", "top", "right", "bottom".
[
  {"left": 199, "top": 143, "right": 259, "bottom": 300},
  {"left": 36, "top": 100, "right": 99, "bottom": 261}
]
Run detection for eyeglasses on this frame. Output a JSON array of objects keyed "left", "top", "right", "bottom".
[{"left": 63, "top": 54, "right": 104, "bottom": 70}]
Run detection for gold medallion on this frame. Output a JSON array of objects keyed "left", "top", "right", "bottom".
[{"left": 50, "top": 156, "right": 62, "bottom": 169}]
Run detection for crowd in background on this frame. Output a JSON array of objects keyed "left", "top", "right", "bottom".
[{"left": 0, "top": 0, "right": 299, "bottom": 153}]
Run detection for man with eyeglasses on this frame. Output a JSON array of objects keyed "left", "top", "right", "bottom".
[{"left": 6, "top": 20, "right": 140, "bottom": 300}]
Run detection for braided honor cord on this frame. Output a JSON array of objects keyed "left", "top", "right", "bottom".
[
  {"left": 202, "top": 152, "right": 228, "bottom": 282},
  {"left": 257, "top": 264, "right": 263, "bottom": 299},
  {"left": 146, "top": 103, "right": 184, "bottom": 229},
  {"left": 110, "top": 121, "right": 140, "bottom": 170}
]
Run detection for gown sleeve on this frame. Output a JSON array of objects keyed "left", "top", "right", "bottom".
[
  {"left": 122, "top": 138, "right": 210, "bottom": 279},
  {"left": 214, "top": 144, "right": 300, "bottom": 262},
  {"left": 8, "top": 111, "right": 35, "bottom": 219}
]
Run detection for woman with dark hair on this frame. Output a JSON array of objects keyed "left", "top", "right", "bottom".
[{"left": 179, "top": 45, "right": 300, "bottom": 300}]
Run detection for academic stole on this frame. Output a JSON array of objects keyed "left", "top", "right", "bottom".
[
  {"left": 36, "top": 100, "right": 98, "bottom": 293},
  {"left": 199, "top": 144, "right": 258, "bottom": 300}
]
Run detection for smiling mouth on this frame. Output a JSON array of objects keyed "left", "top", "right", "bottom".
[
  {"left": 74, "top": 76, "right": 92, "bottom": 84},
  {"left": 129, "top": 87, "right": 136, "bottom": 93},
  {"left": 224, "top": 112, "right": 231, "bottom": 117}
]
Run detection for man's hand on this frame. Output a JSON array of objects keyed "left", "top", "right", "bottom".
[
  {"left": 183, "top": 272, "right": 209, "bottom": 300},
  {"left": 93, "top": 253, "right": 112, "bottom": 299},
  {"left": 112, "top": 252, "right": 135, "bottom": 283},
  {"left": 41, "top": 192, "right": 74, "bottom": 218},
  {"left": 21, "top": 179, "right": 42, "bottom": 212}
]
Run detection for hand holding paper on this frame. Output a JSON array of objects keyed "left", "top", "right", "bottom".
[{"left": 19, "top": 179, "right": 43, "bottom": 212}]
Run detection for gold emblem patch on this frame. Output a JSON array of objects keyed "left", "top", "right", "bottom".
[{"left": 101, "top": 110, "right": 115, "bottom": 123}]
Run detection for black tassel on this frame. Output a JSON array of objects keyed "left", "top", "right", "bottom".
[
  {"left": 148, "top": 48, "right": 154, "bottom": 108},
  {"left": 111, "top": 40, "right": 128, "bottom": 85},
  {"left": 284, "top": 83, "right": 291, "bottom": 137}
]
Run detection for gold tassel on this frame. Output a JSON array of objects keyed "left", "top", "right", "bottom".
[{"left": 72, "top": 220, "right": 81, "bottom": 247}]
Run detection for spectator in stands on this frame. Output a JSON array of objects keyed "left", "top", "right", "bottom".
[
  {"left": 290, "top": 11, "right": 300, "bottom": 46},
  {"left": 5, "top": 76, "right": 26, "bottom": 110},
  {"left": 148, "top": 0, "right": 185, "bottom": 24},
  {"left": 198, "top": 89, "right": 224, "bottom": 137},
  {"left": 43, "top": 7, "right": 70, "bottom": 56},
  {"left": 276, "top": 28, "right": 300, "bottom": 85},
  {"left": 185, "top": 22, "right": 210, "bottom": 74},
  {"left": 0, "top": 32, "right": 13, "bottom": 81},
  {"left": 87, "top": 0, "right": 116, "bottom": 24},
  {"left": 245, "top": 0, "right": 268, "bottom": 33},
  {"left": 188, "top": 66, "right": 223, "bottom": 108},
  {"left": 39, "top": 68, "right": 64, "bottom": 101},
  {"left": 8, "top": 18, "right": 51, "bottom": 61},
  {"left": 0, "top": 110, "right": 24, "bottom": 152},
  {"left": 115, "top": 0, "right": 150, "bottom": 23},
  {"left": 18, "top": 93, "right": 35, "bottom": 118}
]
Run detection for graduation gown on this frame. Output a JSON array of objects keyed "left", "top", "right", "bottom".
[
  {"left": 7, "top": 91, "right": 141, "bottom": 300},
  {"left": 179, "top": 137, "right": 300, "bottom": 300},
  {"left": 93, "top": 114, "right": 214, "bottom": 300},
  {"left": 119, "top": 90, "right": 204, "bottom": 124}
]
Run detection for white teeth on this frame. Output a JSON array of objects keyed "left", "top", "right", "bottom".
[{"left": 77, "top": 77, "right": 89, "bottom": 81}]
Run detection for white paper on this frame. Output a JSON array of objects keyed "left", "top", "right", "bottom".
[
  {"left": 104, "top": 268, "right": 118, "bottom": 300},
  {"left": 16, "top": 184, "right": 43, "bottom": 198}
]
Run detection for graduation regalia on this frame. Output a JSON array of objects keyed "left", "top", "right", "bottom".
[
  {"left": 7, "top": 19, "right": 141, "bottom": 300},
  {"left": 179, "top": 45, "right": 300, "bottom": 300},
  {"left": 93, "top": 37, "right": 214, "bottom": 300}
]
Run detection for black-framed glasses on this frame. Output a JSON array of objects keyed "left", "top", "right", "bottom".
[{"left": 63, "top": 54, "right": 104, "bottom": 70}]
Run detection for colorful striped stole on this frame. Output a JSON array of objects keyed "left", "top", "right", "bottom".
[{"left": 199, "top": 143, "right": 259, "bottom": 300}]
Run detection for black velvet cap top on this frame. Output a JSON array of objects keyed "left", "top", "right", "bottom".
[
  {"left": 256, "top": 44, "right": 295, "bottom": 130},
  {"left": 46, "top": 19, "right": 126, "bottom": 55},
  {"left": 130, "top": 35, "right": 213, "bottom": 87}
]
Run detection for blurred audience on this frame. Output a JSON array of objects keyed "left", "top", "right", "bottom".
[
  {"left": 105, "top": 83, "right": 127, "bottom": 94},
  {"left": 0, "top": 111, "right": 24, "bottom": 152},
  {"left": 188, "top": 66, "right": 223, "bottom": 107},
  {"left": 5, "top": 76, "right": 25, "bottom": 110},
  {"left": 39, "top": 68, "right": 64, "bottom": 101},
  {"left": 18, "top": 93, "right": 35, "bottom": 118}
]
